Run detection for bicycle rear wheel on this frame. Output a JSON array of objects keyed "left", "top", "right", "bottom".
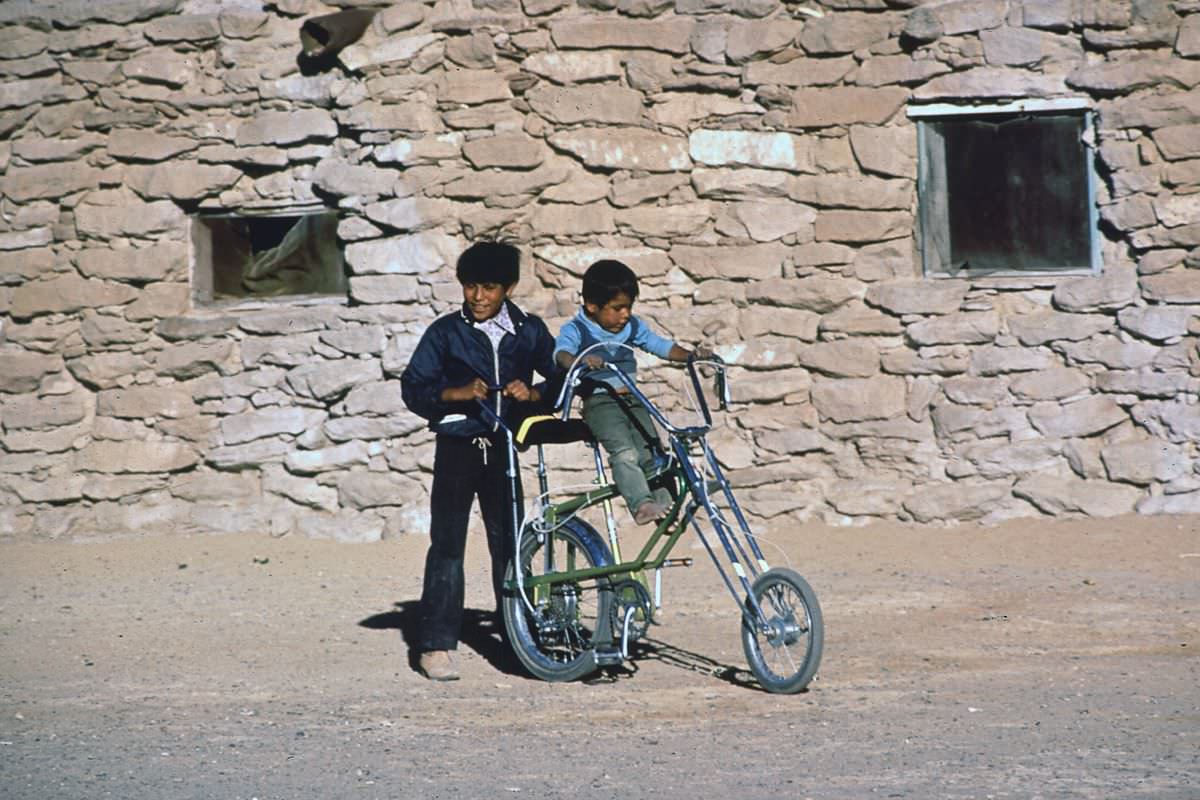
[
  {"left": 503, "top": 518, "right": 614, "bottom": 682},
  {"left": 741, "top": 567, "right": 823, "bottom": 694}
]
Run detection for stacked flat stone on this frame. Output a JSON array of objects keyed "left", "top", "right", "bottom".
[{"left": 0, "top": 0, "right": 1197, "bottom": 540}]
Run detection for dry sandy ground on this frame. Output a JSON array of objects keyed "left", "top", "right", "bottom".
[{"left": 1, "top": 513, "right": 1197, "bottom": 800}]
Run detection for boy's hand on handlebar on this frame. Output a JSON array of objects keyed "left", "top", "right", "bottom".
[
  {"left": 502, "top": 379, "right": 538, "bottom": 403},
  {"left": 582, "top": 354, "right": 604, "bottom": 370},
  {"left": 694, "top": 346, "right": 714, "bottom": 360},
  {"left": 441, "top": 378, "right": 489, "bottom": 403}
]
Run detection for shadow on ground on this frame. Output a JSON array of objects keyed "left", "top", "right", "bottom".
[{"left": 360, "top": 600, "right": 525, "bottom": 676}]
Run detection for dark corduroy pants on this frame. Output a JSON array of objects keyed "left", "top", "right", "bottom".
[{"left": 417, "top": 434, "right": 522, "bottom": 652}]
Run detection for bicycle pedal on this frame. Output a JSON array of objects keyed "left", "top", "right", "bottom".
[{"left": 593, "top": 646, "right": 623, "bottom": 666}]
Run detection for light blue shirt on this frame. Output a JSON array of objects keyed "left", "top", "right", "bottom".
[{"left": 555, "top": 308, "right": 674, "bottom": 389}]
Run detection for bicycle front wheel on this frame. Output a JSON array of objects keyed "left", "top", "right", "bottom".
[
  {"left": 503, "top": 518, "right": 613, "bottom": 683},
  {"left": 741, "top": 567, "right": 823, "bottom": 694}
]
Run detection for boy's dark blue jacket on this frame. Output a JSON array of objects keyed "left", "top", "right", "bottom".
[{"left": 400, "top": 300, "right": 559, "bottom": 438}]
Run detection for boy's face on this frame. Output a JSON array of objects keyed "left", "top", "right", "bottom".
[
  {"left": 462, "top": 281, "right": 511, "bottom": 322},
  {"left": 585, "top": 291, "right": 633, "bottom": 333}
]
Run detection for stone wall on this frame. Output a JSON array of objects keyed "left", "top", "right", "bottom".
[{"left": 1, "top": 0, "right": 1198, "bottom": 540}]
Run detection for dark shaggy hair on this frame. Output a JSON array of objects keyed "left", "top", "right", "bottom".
[
  {"left": 455, "top": 241, "right": 520, "bottom": 287},
  {"left": 581, "top": 259, "right": 639, "bottom": 307}
]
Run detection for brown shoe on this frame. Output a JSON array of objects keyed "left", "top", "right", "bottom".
[
  {"left": 419, "top": 650, "right": 460, "bottom": 681},
  {"left": 633, "top": 501, "right": 666, "bottom": 525}
]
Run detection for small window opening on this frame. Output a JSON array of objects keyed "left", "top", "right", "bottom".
[
  {"left": 192, "top": 211, "right": 346, "bottom": 305},
  {"left": 910, "top": 99, "right": 1100, "bottom": 278}
]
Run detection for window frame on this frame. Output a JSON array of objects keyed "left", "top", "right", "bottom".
[
  {"left": 908, "top": 98, "right": 1101, "bottom": 280},
  {"left": 190, "top": 207, "right": 347, "bottom": 309}
]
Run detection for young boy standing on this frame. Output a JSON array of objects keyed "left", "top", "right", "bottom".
[
  {"left": 555, "top": 259, "right": 708, "bottom": 526},
  {"left": 400, "top": 241, "right": 557, "bottom": 681}
]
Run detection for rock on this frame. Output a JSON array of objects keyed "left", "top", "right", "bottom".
[
  {"left": 1118, "top": 305, "right": 1195, "bottom": 342},
  {"left": 549, "top": 17, "right": 694, "bottom": 53},
  {"left": 902, "top": 482, "right": 1012, "bottom": 524},
  {"left": 676, "top": 241, "right": 787, "bottom": 281},
  {"left": 1053, "top": 337, "right": 1159, "bottom": 370},
  {"left": 121, "top": 52, "right": 197, "bottom": 87},
  {"left": 462, "top": 134, "right": 546, "bottom": 169},
  {"left": 262, "top": 463, "right": 338, "bottom": 510},
  {"left": 745, "top": 275, "right": 861, "bottom": 312},
  {"left": 980, "top": 26, "right": 1083, "bottom": 66},
  {"left": 1141, "top": 271, "right": 1200, "bottom": 303},
  {"left": 811, "top": 375, "right": 905, "bottom": 422},
  {"left": 963, "top": 440, "right": 1064, "bottom": 480},
  {"left": 1, "top": 389, "right": 88, "bottom": 429},
  {"left": 10, "top": 274, "right": 138, "bottom": 319},
  {"left": 75, "top": 440, "right": 199, "bottom": 474},
  {"left": 550, "top": 127, "right": 691, "bottom": 172},
  {"left": 914, "top": 66, "right": 1068, "bottom": 100},
  {"left": 1009, "top": 367, "right": 1090, "bottom": 401},
  {"left": 362, "top": 197, "right": 453, "bottom": 231},
  {"left": 321, "top": 327, "right": 387, "bottom": 357},
  {"left": 96, "top": 384, "right": 198, "bottom": 420},
  {"left": 527, "top": 84, "right": 644, "bottom": 125},
  {"left": 616, "top": 202, "right": 711, "bottom": 239},
  {"left": 207, "top": 438, "right": 293, "bottom": 470},
  {"left": 522, "top": 51, "right": 624, "bottom": 84},
  {"left": 125, "top": 284, "right": 190, "bottom": 322},
  {"left": 1101, "top": 439, "right": 1192, "bottom": 485},
  {"left": 312, "top": 160, "right": 397, "bottom": 197},
  {"left": 798, "top": 339, "right": 879, "bottom": 378},
  {"left": 866, "top": 279, "right": 967, "bottom": 315},
  {"left": 124, "top": 163, "right": 241, "bottom": 200},
  {"left": 345, "top": 231, "right": 460, "bottom": 278},
  {"left": 156, "top": 340, "right": 237, "bottom": 379},
  {"left": 531, "top": 202, "right": 617, "bottom": 236},
  {"left": 285, "top": 358, "right": 383, "bottom": 401},
  {"left": 323, "top": 414, "right": 426, "bottom": 441},
  {"left": 1052, "top": 267, "right": 1139, "bottom": 311},
  {"left": 236, "top": 110, "right": 337, "bottom": 146},
  {"left": 1136, "top": 491, "right": 1200, "bottom": 515},
  {"left": 969, "top": 345, "right": 1056, "bottom": 375},
  {"left": 438, "top": 68, "right": 512, "bottom": 104},
  {"left": 788, "top": 87, "right": 908, "bottom": 128},
  {"left": 692, "top": 167, "right": 792, "bottom": 199},
  {"left": 339, "top": 32, "right": 441, "bottom": 72},
  {"left": 749, "top": 53, "right": 857, "bottom": 86},
  {"left": 726, "top": 18, "right": 804, "bottom": 63},
  {"left": 906, "top": 312, "right": 1000, "bottom": 346},
  {"left": 284, "top": 441, "right": 370, "bottom": 474},
  {"left": 1013, "top": 475, "right": 1143, "bottom": 517},
  {"left": 2, "top": 162, "right": 103, "bottom": 202},
  {"left": 1028, "top": 395, "right": 1128, "bottom": 438},
  {"left": 816, "top": 210, "right": 910, "bottom": 243},
  {"left": 715, "top": 200, "right": 814, "bottom": 242},
  {"left": 689, "top": 130, "right": 814, "bottom": 171},
  {"left": 75, "top": 242, "right": 186, "bottom": 283},
  {"left": 337, "top": 470, "right": 425, "bottom": 509},
  {"left": 1008, "top": 311, "right": 1113, "bottom": 345},
  {"left": 791, "top": 175, "right": 911, "bottom": 210},
  {"left": 827, "top": 478, "right": 910, "bottom": 517},
  {"left": 74, "top": 197, "right": 184, "bottom": 238}
]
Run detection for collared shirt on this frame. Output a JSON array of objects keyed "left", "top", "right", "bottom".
[{"left": 474, "top": 303, "right": 516, "bottom": 352}]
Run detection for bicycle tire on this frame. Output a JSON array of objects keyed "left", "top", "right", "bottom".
[
  {"left": 503, "top": 518, "right": 614, "bottom": 682},
  {"left": 741, "top": 567, "right": 823, "bottom": 694}
]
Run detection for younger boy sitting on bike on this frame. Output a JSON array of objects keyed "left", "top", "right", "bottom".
[{"left": 555, "top": 259, "right": 709, "bottom": 526}]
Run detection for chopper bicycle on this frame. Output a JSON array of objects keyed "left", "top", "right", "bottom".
[{"left": 486, "top": 351, "right": 823, "bottom": 694}]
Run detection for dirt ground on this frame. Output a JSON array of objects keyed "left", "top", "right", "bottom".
[{"left": 1, "top": 512, "right": 1197, "bottom": 800}]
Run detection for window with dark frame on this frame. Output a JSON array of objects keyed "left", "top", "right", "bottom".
[
  {"left": 911, "top": 100, "right": 1100, "bottom": 278},
  {"left": 192, "top": 210, "right": 346, "bottom": 305}
]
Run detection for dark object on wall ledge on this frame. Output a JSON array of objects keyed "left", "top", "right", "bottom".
[{"left": 299, "top": 8, "right": 377, "bottom": 72}]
